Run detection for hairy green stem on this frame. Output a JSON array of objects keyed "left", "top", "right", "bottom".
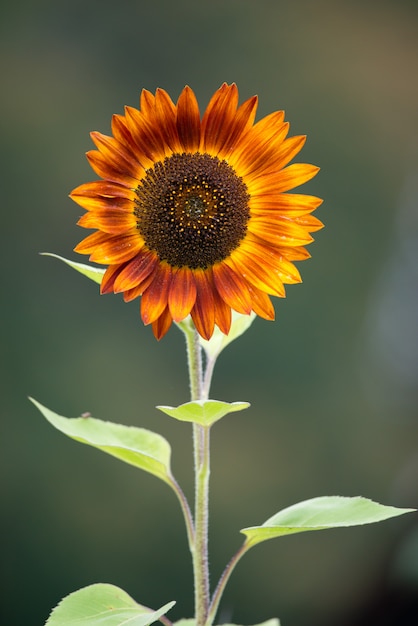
[{"left": 184, "top": 325, "right": 211, "bottom": 626}]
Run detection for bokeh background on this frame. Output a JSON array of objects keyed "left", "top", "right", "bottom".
[{"left": 2, "top": 1, "right": 418, "bottom": 624}]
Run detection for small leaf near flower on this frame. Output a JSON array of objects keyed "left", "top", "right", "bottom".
[
  {"left": 241, "top": 496, "right": 415, "bottom": 548},
  {"left": 41, "top": 252, "right": 105, "bottom": 285},
  {"left": 198, "top": 311, "right": 257, "bottom": 360},
  {"left": 156, "top": 400, "right": 250, "bottom": 427},
  {"left": 30, "top": 398, "right": 173, "bottom": 485},
  {"left": 45, "top": 583, "right": 175, "bottom": 626}
]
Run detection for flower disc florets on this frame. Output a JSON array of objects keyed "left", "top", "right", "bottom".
[{"left": 134, "top": 153, "right": 250, "bottom": 269}]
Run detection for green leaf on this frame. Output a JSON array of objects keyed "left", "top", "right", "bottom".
[
  {"left": 241, "top": 496, "right": 415, "bottom": 547},
  {"left": 42, "top": 252, "right": 105, "bottom": 285},
  {"left": 45, "top": 583, "right": 175, "bottom": 625},
  {"left": 30, "top": 398, "right": 173, "bottom": 485},
  {"left": 156, "top": 400, "right": 250, "bottom": 427},
  {"left": 199, "top": 311, "right": 257, "bottom": 359}
]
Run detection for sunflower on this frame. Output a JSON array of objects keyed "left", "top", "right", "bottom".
[{"left": 71, "top": 83, "right": 322, "bottom": 340}]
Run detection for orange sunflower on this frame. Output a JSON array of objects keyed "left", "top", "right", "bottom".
[{"left": 71, "top": 83, "right": 322, "bottom": 340}]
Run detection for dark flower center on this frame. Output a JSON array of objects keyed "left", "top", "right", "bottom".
[{"left": 134, "top": 153, "right": 250, "bottom": 269}]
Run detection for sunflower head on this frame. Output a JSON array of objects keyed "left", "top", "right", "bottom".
[{"left": 71, "top": 83, "right": 323, "bottom": 340}]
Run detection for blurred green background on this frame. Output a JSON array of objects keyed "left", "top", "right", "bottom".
[{"left": 2, "top": 1, "right": 418, "bottom": 624}]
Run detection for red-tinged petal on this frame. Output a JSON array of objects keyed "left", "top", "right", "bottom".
[
  {"left": 213, "top": 287, "right": 232, "bottom": 335},
  {"left": 87, "top": 232, "right": 144, "bottom": 264},
  {"left": 232, "top": 123, "right": 290, "bottom": 178},
  {"left": 264, "top": 163, "right": 320, "bottom": 194},
  {"left": 168, "top": 266, "right": 197, "bottom": 322},
  {"left": 124, "top": 106, "right": 166, "bottom": 165},
  {"left": 276, "top": 258, "right": 302, "bottom": 285},
  {"left": 86, "top": 150, "right": 139, "bottom": 188},
  {"left": 111, "top": 114, "right": 135, "bottom": 150},
  {"left": 200, "top": 83, "right": 239, "bottom": 154},
  {"left": 230, "top": 110, "right": 286, "bottom": 163},
  {"left": 249, "top": 216, "right": 314, "bottom": 246},
  {"left": 71, "top": 191, "right": 134, "bottom": 212},
  {"left": 191, "top": 269, "right": 215, "bottom": 340},
  {"left": 90, "top": 131, "right": 143, "bottom": 180},
  {"left": 113, "top": 249, "right": 159, "bottom": 292},
  {"left": 152, "top": 306, "right": 173, "bottom": 340},
  {"left": 294, "top": 214, "right": 324, "bottom": 232},
  {"left": 71, "top": 181, "right": 136, "bottom": 202},
  {"left": 248, "top": 285, "right": 276, "bottom": 320},
  {"left": 217, "top": 95, "right": 258, "bottom": 158},
  {"left": 140, "top": 89, "right": 156, "bottom": 118},
  {"left": 250, "top": 193, "right": 323, "bottom": 216},
  {"left": 176, "top": 86, "right": 201, "bottom": 152},
  {"left": 141, "top": 263, "right": 172, "bottom": 325},
  {"left": 100, "top": 263, "right": 125, "bottom": 294},
  {"left": 212, "top": 262, "right": 252, "bottom": 315},
  {"left": 155, "top": 88, "right": 182, "bottom": 153},
  {"left": 227, "top": 250, "right": 286, "bottom": 297},
  {"left": 74, "top": 230, "right": 113, "bottom": 255},
  {"left": 77, "top": 209, "right": 136, "bottom": 234},
  {"left": 283, "top": 246, "right": 311, "bottom": 261},
  {"left": 123, "top": 267, "right": 158, "bottom": 301}
]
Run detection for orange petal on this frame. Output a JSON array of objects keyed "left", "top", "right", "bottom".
[
  {"left": 190, "top": 269, "right": 215, "bottom": 340},
  {"left": 70, "top": 180, "right": 136, "bottom": 202},
  {"left": 250, "top": 193, "right": 323, "bottom": 216},
  {"left": 74, "top": 230, "right": 113, "bottom": 255},
  {"left": 232, "top": 123, "right": 289, "bottom": 178},
  {"left": 114, "top": 249, "right": 159, "bottom": 292},
  {"left": 86, "top": 150, "right": 139, "bottom": 188},
  {"left": 249, "top": 216, "right": 314, "bottom": 246},
  {"left": 152, "top": 306, "right": 173, "bottom": 340},
  {"left": 75, "top": 231, "right": 144, "bottom": 264},
  {"left": 212, "top": 262, "right": 252, "bottom": 315},
  {"left": 176, "top": 86, "right": 201, "bottom": 152},
  {"left": 227, "top": 250, "right": 285, "bottom": 297},
  {"left": 200, "top": 83, "right": 239, "bottom": 154},
  {"left": 217, "top": 95, "right": 258, "bottom": 158},
  {"left": 294, "top": 214, "right": 324, "bottom": 232},
  {"left": 71, "top": 191, "right": 134, "bottom": 212},
  {"left": 283, "top": 246, "right": 311, "bottom": 261},
  {"left": 77, "top": 209, "right": 136, "bottom": 234},
  {"left": 264, "top": 163, "right": 320, "bottom": 194},
  {"left": 141, "top": 263, "right": 172, "bottom": 325},
  {"left": 90, "top": 131, "right": 143, "bottom": 180},
  {"left": 124, "top": 106, "right": 167, "bottom": 164},
  {"left": 140, "top": 89, "right": 156, "bottom": 118},
  {"left": 248, "top": 285, "right": 276, "bottom": 320},
  {"left": 168, "top": 266, "right": 197, "bottom": 322},
  {"left": 213, "top": 285, "right": 232, "bottom": 335},
  {"left": 100, "top": 263, "right": 125, "bottom": 294},
  {"left": 122, "top": 268, "right": 156, "bottom": 301},
  {"left": 155, "top": 88, "right": 182, "bottom": 153}
]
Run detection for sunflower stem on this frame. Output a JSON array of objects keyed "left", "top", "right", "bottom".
[{"left": 184, "top": 324, "right": 211, "bottom": 626}]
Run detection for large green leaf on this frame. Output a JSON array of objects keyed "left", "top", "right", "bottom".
[
  {"left": 156, "top": 400, "right": 250, "bottom": 427},
  {"left": 241, "top": 496, "right": 415, "bottom": 547},
  {"left": 31, "top": 398, "right": 173, "bottom": 485},
  {"left": 45, "top": 583, "right": 175, "bottom": 625},
  {"left": 42, "top": 252, "right": 105, "bottom": 285}
]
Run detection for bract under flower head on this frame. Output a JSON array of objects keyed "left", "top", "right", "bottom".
[{"left": 72, "top": 83, "right": 323, "bottom": 340}]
